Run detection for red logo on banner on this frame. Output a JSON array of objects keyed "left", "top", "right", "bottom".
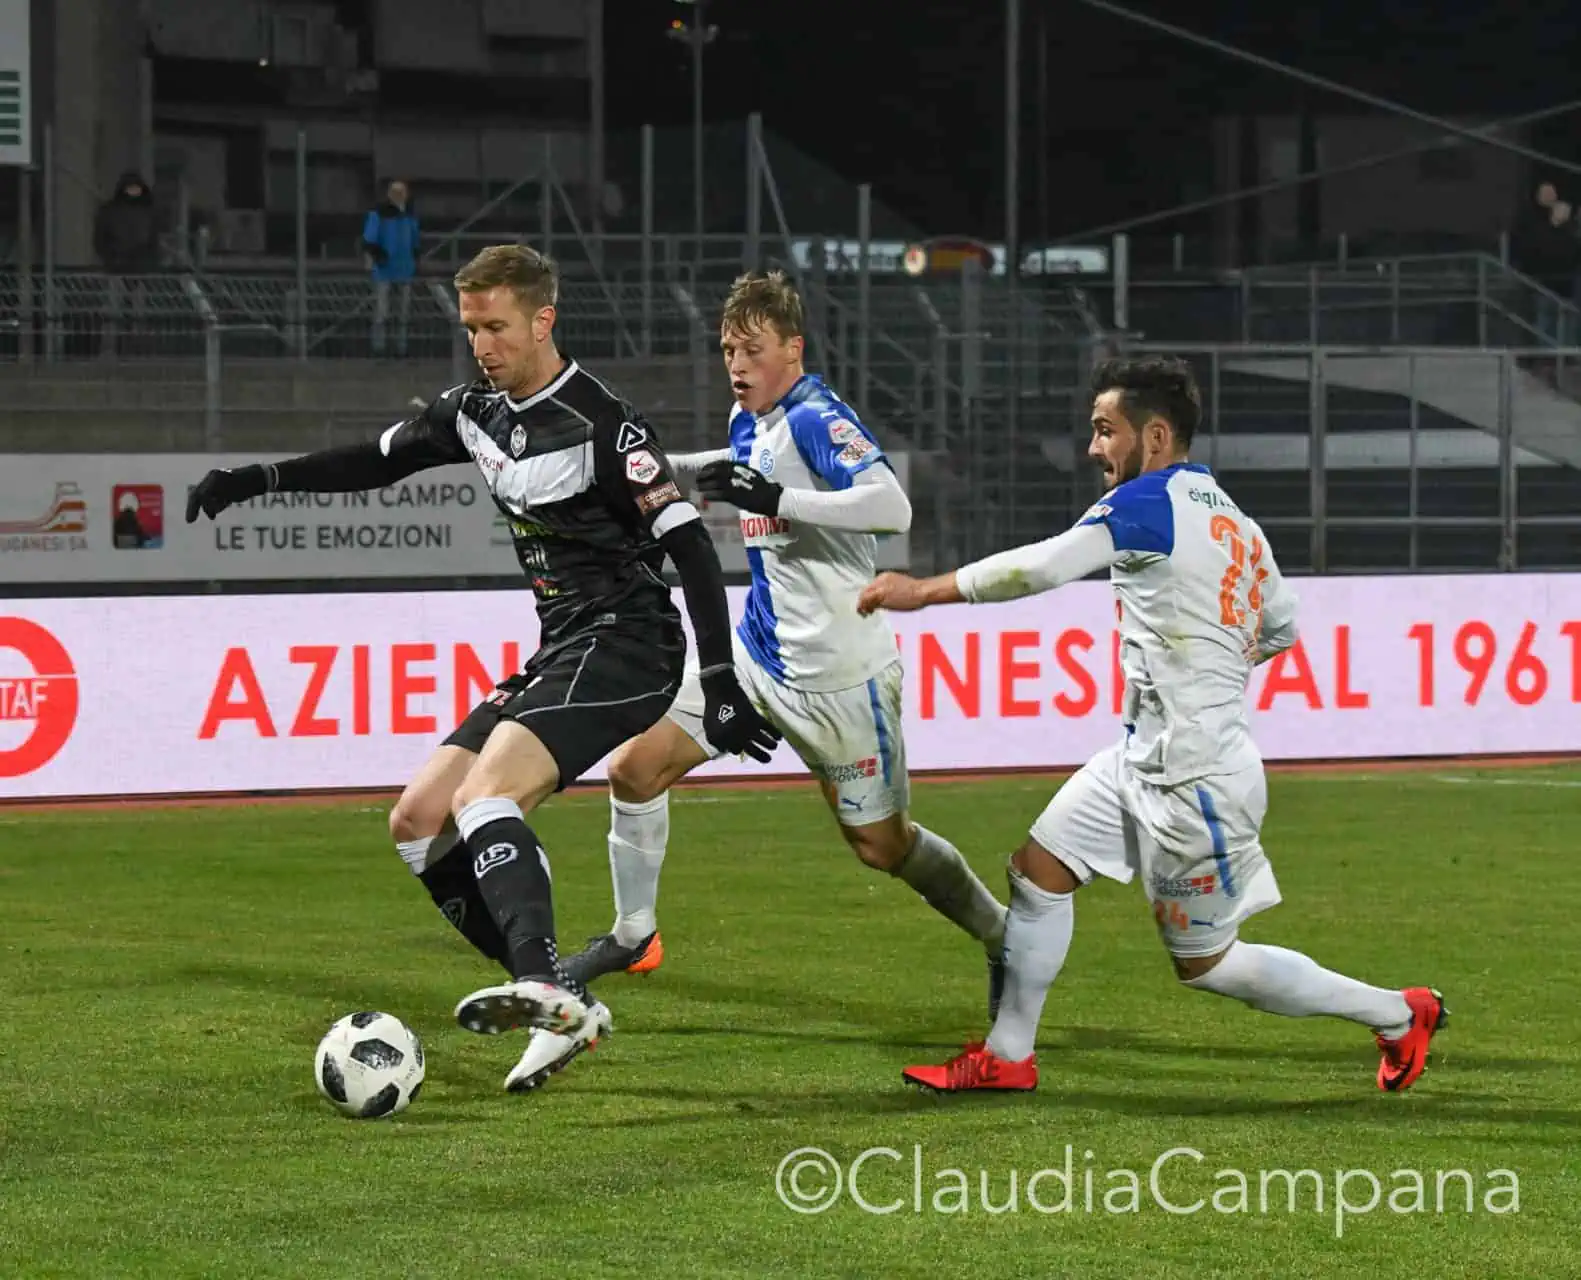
[
  {"left": 0, "top": 617, "right": 79, "bottom": 777},
  {"left": 112, "top": 483, "right": 165, "bottom": 549}
]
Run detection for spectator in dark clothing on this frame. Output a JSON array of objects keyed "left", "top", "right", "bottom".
[
  {"left": 93, "top": 171, "right": 160, "bottom": 271},
  {"left": 363, "top": 179, "right": 420, "bottom": 357},
  {"left": 1517, "top": 182, "right": 1580, "bottom": 345},
  {"left": 1545, "top": 199, "right": 1581, "bottom": 344},
  {"left": 93, "top": 171, "right": 160, "bottom": 358}
]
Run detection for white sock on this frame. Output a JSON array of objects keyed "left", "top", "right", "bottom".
[
  {"left": 1184, "top": 940, "right": 1412, "bottom": 1038},
  {"left": 396, "top": 836, "right": 433, "bottom": 875},
  {"left": 609, "top": 792, "right": 669, "bottom": 947},
  {"left": 894, "top": 825, "right": 1007, "bottom": 952},
  {"left": 985, "top": 870, "right": 1074, "bottom": 1062}
]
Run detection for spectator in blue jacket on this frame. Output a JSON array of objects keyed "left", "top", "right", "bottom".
[{"left": 363, "top": 179, "right": 419, "bottom": 357}]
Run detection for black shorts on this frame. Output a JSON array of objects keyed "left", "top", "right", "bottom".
[{"left": 444, "top": 623, "right": 684, "bottom": 788}]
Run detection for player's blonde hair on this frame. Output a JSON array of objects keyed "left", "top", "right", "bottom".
[
  {"left": 454, "top": 243, "right": 559, "bottom": 315},
  {"left": 721, "top": 269, "right": 804, "bottom": 342}
]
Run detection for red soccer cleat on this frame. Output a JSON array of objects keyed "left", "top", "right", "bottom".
[
  {"left": 903, "top": 1042, "right": 1038, "bottom": 1092},
  {"left": 1376, "top": 987, "right": 1449, "bottom": 1092}
]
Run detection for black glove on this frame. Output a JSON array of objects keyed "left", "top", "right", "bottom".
[
  {"left": 695, "top": 460, "right": 783, "bottom": 517},
  {"left": 186, "top": 465, "right": 269, "bottom": 522},
  {"left": 700, "top": 667, "right": 782, "bottom": 764}
]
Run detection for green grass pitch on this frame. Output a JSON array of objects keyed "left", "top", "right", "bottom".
[{"left": 3, "top": 764, "right": 1578, "bottom": 1278}]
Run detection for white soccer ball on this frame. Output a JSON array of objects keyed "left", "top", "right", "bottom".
[{"left": 314, "top": 1011, "right": 425, "bottom": 1119}]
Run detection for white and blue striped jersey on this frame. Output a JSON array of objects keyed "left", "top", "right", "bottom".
[
  {"left": 1076, "top": 463, "right": 1299, "bottom": 786},
  {"left": 731, "top": 374, "right": 899, "bottom": 693}
]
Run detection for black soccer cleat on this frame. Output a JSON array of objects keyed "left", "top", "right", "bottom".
[{"left": 558, "top": 930, "right": 664, "bottom": 988}]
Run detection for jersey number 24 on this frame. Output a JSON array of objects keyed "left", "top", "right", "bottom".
[{"left": 1210, "top": 514, "right": 1268, "bottom": 633}]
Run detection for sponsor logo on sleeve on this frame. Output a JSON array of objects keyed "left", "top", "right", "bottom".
[
  {"left": 625, "top": 450, "right": 661, "bottom": 484},
  {"left": 836, "top": 437, "right": 876, "bottom": 466},
  {"left": 636, "top": 480, "right": 682, "bottom": 513}
]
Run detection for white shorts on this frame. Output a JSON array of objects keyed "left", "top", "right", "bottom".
[
  {"left": 669, "top": 638, "right": 909, "bottom": 827},
  {"left": 1028, "top": 742, "right": 1282, "bottom": 958}
]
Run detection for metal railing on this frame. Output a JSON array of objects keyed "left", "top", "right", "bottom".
[
  {"left": 4, "top": 252, "right": 1577, "bottom": 580},
  {"left": 1095, "top": 252, "right": 1581, "bottom": 354},
  {"left": 0, "top": 338, "right": 1575, "bottom": 578},
  {"left": 0, "top": 268, "right": 698, "bottom": 366},
  {"left": 978, "top": 342, "right": 1581, "bottom": 576}
]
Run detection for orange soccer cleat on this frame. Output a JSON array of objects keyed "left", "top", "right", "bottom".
[
  {"left": 624, "top": 930, "right": 664, "bottom": 974},
  {"left": 902, "top": 1042, "right": 1038, "bottom": 1092},
  {"left": 1376, "top": 986, "right": 1449, "bottom": 1092},
  {"left": 559, "top": 930, "right": 664, "bottom": 987}
]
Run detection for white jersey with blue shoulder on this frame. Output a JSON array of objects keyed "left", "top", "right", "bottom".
[
  {"left": 732, "top": 373, "right": 899, "bottom": 693},
  {"left": 1076, "top": 462, "right": 1299, "bottom": 787}
]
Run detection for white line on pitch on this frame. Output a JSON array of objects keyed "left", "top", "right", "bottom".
[{"left": 1433, "top": 774, "right": 1581, "bottom": 788}]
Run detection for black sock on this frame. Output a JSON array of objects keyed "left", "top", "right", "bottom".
[
  {"left": 463, "top": 811, "right": 578, "bottom": 991},
  {"left": 417, "top": 834, "right": 511, "bottom": 974}
]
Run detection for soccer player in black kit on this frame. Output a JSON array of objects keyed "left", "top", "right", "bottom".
[{"left": 186, "top": 244, "right": 779, "bottom": 1090}]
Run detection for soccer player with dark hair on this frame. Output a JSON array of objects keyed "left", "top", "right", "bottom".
[{"left": 860, "top": 355, "right": 1447, "bottom": 1094}]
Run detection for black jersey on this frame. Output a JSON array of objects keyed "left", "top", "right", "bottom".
[{"left": 380, "top": 358, "right": 695, "bottom": 644}]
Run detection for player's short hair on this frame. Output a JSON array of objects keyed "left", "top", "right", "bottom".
[
  {"left": 1090, "top": 355, "right": 1202, "bottom": 448},
  {"left": 721, "top": 269, "right": 804, "bottom": 341},
  {"left": 454, "top": 243, "right": 559, "bottom": 315}
]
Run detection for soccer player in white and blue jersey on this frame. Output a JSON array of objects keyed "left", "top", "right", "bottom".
[
  {"left": 501, "top": 271, "right": 1007, "bottom": 1092},
  {"left": 860, "top": 355, "right": 1447, "bottom": 1095}
]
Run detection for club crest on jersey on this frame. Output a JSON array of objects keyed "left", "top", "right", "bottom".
[
  {"left": 625, "top": 449, "right": 661, "bottom": 484},
  {"left": 509, "top": 424, "right": 527, "bottom": 457},
  {"left": 828, "top": 418, "right": 860, "bottom": 445},
  {"left": 616, "top": 421, "right": 649, "bottom": 452},
  {"left": 757, "top": 448, "right": 775, "bottom": 476}
]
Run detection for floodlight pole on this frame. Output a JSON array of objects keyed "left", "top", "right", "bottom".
[
  {"left": 691, "top": 0, "right": 705, "bottom": 270},
  {"left": 668, "top": 3, "right": 718, "bottom": 273},
  {"left": 1005, "top": 0, "right": 1020, "bottom": 442}
]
